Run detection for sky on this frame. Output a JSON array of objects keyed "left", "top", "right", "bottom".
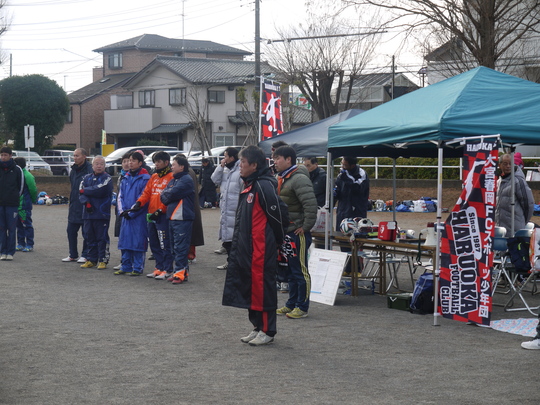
[{"left": 0, "top": 0, "right": 423, "bottom": 93}]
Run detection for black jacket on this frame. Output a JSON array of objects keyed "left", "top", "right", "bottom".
[
  {"left": 309, "top": 166, "right": 327, "bottom": 207},
  {"left": 222, "top": 167, "right": 289, "bottom": 311},
  {"left": 334, "top": 165, "right": 370, "bottom": 229},
  {"left": 0, "top": 159, "right": 24, "bottom": 207},
  {"left": 68, "top": 160, "right": 93, "bottom": 224}
]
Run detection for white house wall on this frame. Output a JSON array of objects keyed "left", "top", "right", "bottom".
[{"left": 107, "top": 64, "right": 258, "bottom": 147}]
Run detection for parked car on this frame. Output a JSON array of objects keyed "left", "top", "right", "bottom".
[
  {"left": 42, "top": 149, "right": 74, "bottom": 176},
  {"left": 11, "top": 150, "right": 53, "bottom": 174},
  {"left": 144, "top": 150, "right": 202, "bottom": 172},
  {"left": 188, "top": 146, "right": 243, "bottom": 174},
  {"left": 104, "top": 145, "right": 178, "bottom": 175}
]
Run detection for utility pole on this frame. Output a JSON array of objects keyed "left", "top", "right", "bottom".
[
  {"left": 255, "top": 0, "right": 260, "bottom": 81},
  {"left": 391, "top": 55, "right": 395, "bottom": 100}
]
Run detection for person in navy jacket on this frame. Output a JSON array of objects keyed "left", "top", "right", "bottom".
[
  {"left": 79, "top": 156, "right": 113, "bottom": 269},
  {"left": 116, "top": 151, "right": 150, "bottom": 276},
  {"left": 160, "top": 155, "right": 194, "bottom": 284},
  {"left": 63, "top": 148, "right": 93, "bottom": 263}
]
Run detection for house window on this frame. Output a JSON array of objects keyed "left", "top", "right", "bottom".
[
  {"left": 66, "top": 107, "right": 72, "bottom": 123},
  {"left": 169, "top": 88, "right": 186, "bottom": 105},
  {"left": 108, "top": 53, "right": 123, "bottom": 69},
  {"left": 117, "top": 94, "right": 133, "bottom": 109},
  {"left": 208, "top": 90, "right": 225, "bottom": 103},
  {"left": 215, "top": 133, "right": 234, "bottom": 147},
  {"left": 138, "top": 90, "right": 155, "bottom": 107},
  {"left": 236, "top": 88, "right": 247, "bottom": 103}
]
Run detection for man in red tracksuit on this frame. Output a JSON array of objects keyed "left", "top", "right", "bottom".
[{"left": 222, "top": 146, "right": 289, "bottom": 346}]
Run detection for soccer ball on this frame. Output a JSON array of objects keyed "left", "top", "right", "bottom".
[
  {"left": 357, "top": 218, "right": 374, "bottom": 228},
  {"left": 340, "top": 218, "right": 359, "bottom": 235},
  {"left": 45, "top": 198, "right": 53, "bottom": 206}
]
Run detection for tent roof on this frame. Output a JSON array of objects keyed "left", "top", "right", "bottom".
[
  {"left": 328, "top": 67, "right": 540, "bottom": 158},
  {"left": 259, "top": 109, "right": 364, "bottom": 157}
]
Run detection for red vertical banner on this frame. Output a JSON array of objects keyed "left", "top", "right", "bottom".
[
  {"left": 439, "top": 138, "right": 499, "bottom": 325},
  {"left": 261, "top": 79, "right": 283, "bottom": 140}
]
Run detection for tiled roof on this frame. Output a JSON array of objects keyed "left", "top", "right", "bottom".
[
  {"left": 93, "top": 34, "right": 251, "bottom": 56},
  {"left": 342, "top": 72, "right": 418, "bottom": 88},
  {"left": 290, "top": 105, "right": 312, "bottom": 124},
  {"left": 145, "top": 124, "right": 192, "bottom": 134},
  {"left": 229, "top": 111, "right": 257, "bottom": 125},
  {"left": 68, "top": 73, "right": 135, "bottom": 104},
  {"left": 126, "top": 55, "right": 275, "bottom": 86}
]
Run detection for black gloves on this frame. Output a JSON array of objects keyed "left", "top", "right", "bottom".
[
  {"left": 148, "top": 209, "right": 163, "bottom": 222},
  {"left": 85, "top": 202, "right": 94, "bottom": 214},
  {"left": 131, "top": 201, "right": 142, "bottom": 211},
  {"left": 120, "top": 211, "right": 131, "bottom": 220}
]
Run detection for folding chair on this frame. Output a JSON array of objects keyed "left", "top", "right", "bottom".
[
  {"left": 504, "top": 229, "right": 540, "bottom": 316},
  {"left": 491, "top": 226, "right": 514, "bottom": 295}
]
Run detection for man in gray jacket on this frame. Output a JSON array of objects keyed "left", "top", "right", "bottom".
[
  {"left": 495, "top": 154, "right": 534, "bottom": 235},
  {"left": 211, "top": 147, "right": 243, "bottom": 270},
  {"left": 273, "top": 146, "right": 317, "bottom": 319}
]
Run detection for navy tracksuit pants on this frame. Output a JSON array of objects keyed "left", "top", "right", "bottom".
[{"left": 83, "top": 219, "right": 110, "bottom": 263}]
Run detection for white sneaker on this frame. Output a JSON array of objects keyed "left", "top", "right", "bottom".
[
  {"left": 0, "top": 254, "right": 6, "bottom": 261},
  {"left": 5, "top": 255, "right": 13, "bottom": 261},
  {"left": 214, "top": 246, "right": 227, "bottom": 254},
  {"left": 155, "top": 272, "right": 171, "bottom": 280},
  {"left": 248, "top": 331, "right": 274, "bottom": 346},
  {"left": 521, "top": 338, "right": 540, "bottom": 350},
  {"left": 217, "top": 263, "right": 228, "bottom": 270},
  {"left": 77, "top": 257, "right": 87, "bottom": 263},
  {"left": 113, "top": 264, "right": 122, "bottom": 270},
  {"left": 240, "top": 330, "right": 259, "bottom": 343},
  {"left": 61, "top": 256, "right": 77, "bottom": 262}
]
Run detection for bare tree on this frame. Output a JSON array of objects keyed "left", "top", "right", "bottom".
[
  {"left": 264, "top": 2, "right": 384, "bottom": 120},
  {"left": 342, "top": 0, "right": 540, "bottom": 79},
  {"left": 183, "top": 87, "right": 212, "bottom": 155}
]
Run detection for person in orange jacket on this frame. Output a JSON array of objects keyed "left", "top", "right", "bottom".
[{"left": 133, "top": 151, "right": 175, "bottom": 280}]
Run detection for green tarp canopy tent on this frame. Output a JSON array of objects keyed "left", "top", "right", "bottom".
[
  {"left": 327, "top": 67, "right": 540, "bottom": 326},
  {"left": 328, "top": 66, "right": 540, "bottom": 158}
]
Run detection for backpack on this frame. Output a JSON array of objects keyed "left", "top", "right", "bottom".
[
  {"left": 410, "top": 273, "right": 434, "bottom": 314},
  {"left": 507, "top": 236, "right": 531, "bottom": 273}
]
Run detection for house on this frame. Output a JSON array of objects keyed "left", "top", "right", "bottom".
[
  {"left": 55, "top": 34, "right": 252, "bottom": 153},
  {"left": 335, "top": 72, "right": 419, "bottom": 111},
  {"left": 425, "top": 37, "right": 540, "bottom": 84},
  {"left": 104, "top": 55, "right": 275, "bottom": 150}
]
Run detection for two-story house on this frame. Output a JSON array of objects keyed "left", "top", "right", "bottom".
[
  {"left": 104, "top": 55, "right": 274, "bottom": 151},
  {"left": 55, "top": 34, "right": 252, "bottom": 153}
]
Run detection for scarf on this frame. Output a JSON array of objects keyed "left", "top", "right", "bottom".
[{"left": 156, "top": 165, "right": 172, "bottom": 178}]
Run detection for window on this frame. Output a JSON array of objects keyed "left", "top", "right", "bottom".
[
  {"left": 169, "top": 88, "right": 186, "bottom": 105},
  {"left": 66, "top": 107, "right": 72, "bottom": 123},
  {"left": 138, "top": 90, "right": 155, "bottom": 107},
  {"left": 117, "top": 94, "right": 133, "bottom": 109},
  {"left": 236, "top": 88, "right": 247, "bottom": 103},
  {"left": 214, "top": 134, "right": 234, "bottom": 147},
  {"left": 208, "top": 90, "right": 225, "bottom": 103},
  {"left": 108, "top": 53, "right": 123, "bottom": 69}
]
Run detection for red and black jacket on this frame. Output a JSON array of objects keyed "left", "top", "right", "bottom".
[{"left": 222, "top": 167, "right": 288, "bottom": 311}]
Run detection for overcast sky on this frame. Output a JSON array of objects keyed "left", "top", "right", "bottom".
[{"left": 0, "top": 0, "right": 421, "bottom": 93}]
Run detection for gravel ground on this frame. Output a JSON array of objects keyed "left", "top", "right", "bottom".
[{"left": 0, "top": 205, "right": 537, "bottom": 404}]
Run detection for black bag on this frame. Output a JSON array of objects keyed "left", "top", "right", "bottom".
[
  {"left": 410, "top": 273, "right": 434, "bottom": 314},
  {"left": 507, "top": 236, "right": 531, "bottom": 273}
]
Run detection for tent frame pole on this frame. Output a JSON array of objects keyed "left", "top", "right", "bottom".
[
  {"left": 433, "top": 145, "right": 443, "bottom": 326},
  {"left": 326, "top": 151, "right": 334, "bottom": 250}
]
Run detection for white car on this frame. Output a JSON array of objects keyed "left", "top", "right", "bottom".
[
  {"left": 12, "top": 150, "right": 53, "bottom": 174},
  {"left": 144, "top": 150, "right": 202, "bottom": 171}
]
